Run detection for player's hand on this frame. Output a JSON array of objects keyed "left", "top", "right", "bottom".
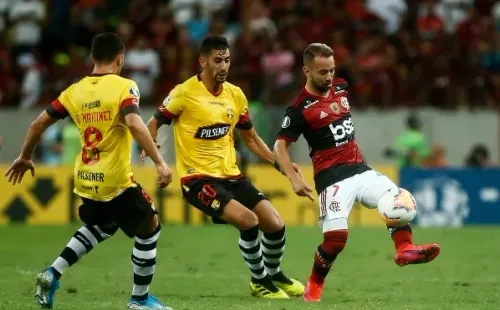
[
  {"left": 5, "top": 157, "right": 35, "bottom": 185},
  {"left": 140, "top": 142, "right": 161, "bottom": 160},
  {"left": 290, "top": 175, "right": 314, "bottom": 202},
  {"left": 156, "top": 162, "right": 172, "bottom": 188}
]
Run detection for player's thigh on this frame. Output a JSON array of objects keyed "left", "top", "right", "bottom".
[
  {"left": 356, "top": 170, "right": 399, "bottom": 209},
  {"left": 319, "top": 177, "right": 357, "bottom": 232},
  {"left": 230, "top": 178, "right": 281, "bottom": 232},
  {"left": 182, "top": 178, "right": 233, "bottom": 218},
  {"left": 112, "top": 184, "right": 158, "bottom": 238},
  {"left": 78, "top": 198, "right": 115, "bottom": 227}
]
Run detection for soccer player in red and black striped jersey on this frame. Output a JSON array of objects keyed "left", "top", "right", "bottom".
[{"left": 274, "top": 43, "right": 441, "bottom": 302}]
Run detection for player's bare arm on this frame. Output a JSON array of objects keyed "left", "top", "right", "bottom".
[
  {"left": 238, "top": 127, "right": 304, "bottom": 178},
  {"left": 5, "top": 111, "right": 58, "bottom": 185},
  {"left": 140, "top": 116, "right": 162, "bottom": 160},
  {"left": 239, "top": 128, "right": 275, "bottom": 164},
  {"left": 146, "top": 116, "right": 161, "bottom": 142},
  {"left": 273, "top": 139, "right": 298, "bottom": 179},
  {"left": 124, "top": 113, "right": 172, "bottom": 188},
  {"left": 274, "top": 139, "right": 314, "bottom": 201},
  {"left": 142, "top": 86, "right": 184, "bottom": 160}
]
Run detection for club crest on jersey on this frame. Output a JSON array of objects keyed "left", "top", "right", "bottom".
[
  {"left": 129, "top": 88, "right": 140, "bottom": 98},
  {"left": 211, "top": 199, "right": 221, "bottom": 210},
  {"left": 226, "top": 108, "right": 234, "bottom": 119},
  {"left": 330, "top": 102, "right": 340, "bottom": 113}
]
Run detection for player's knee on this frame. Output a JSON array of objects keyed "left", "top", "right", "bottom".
[
  {"left": 237, "top": 210, "right": 259, "bottom": 230},
  {"left": 220, "top": 200, "right": 259, "bottom": 230},
  {"left": 322, "top": 229, "right": 349, "bottom": 255},
  {"left": 136, "top": 213, "right": 160, "bottom": 237},
  {"left": 265, "top": 216, "right": 284, "bottom": 233},
  {"left": 254, "top": 201, "right": 283, "bottom": 233},
  {"left": 376, "top": 186, "right": 400, "bottom": 208}
]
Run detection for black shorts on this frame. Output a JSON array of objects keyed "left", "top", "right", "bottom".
[
  {"left": 78, "top": 183, "right": 157, "bottom": 238},
  {"left": 182, "top": 176, "right": 268, "bottom": 218}
]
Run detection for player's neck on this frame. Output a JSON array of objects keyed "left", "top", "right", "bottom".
[
  {"left": 91, "top": 65, "right": 117, "bottom": 76},
  {"left": 200, "top": 72, "right": 222, "bottom": 95},
  {"left": 305, "top": 83, "right": 330, "bottom": 98}
]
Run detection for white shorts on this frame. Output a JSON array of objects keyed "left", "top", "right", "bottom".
[{"left": 318, "top": 170, "right": 398, "bottom": 232}]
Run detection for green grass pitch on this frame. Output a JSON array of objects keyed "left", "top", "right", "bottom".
[{"left": 0, "top": 225, "right": 498, "bottom": 309}]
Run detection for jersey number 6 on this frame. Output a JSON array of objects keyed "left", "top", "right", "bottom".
[{"left": 82, "top": 126, "right": 103, "bottom": 165}]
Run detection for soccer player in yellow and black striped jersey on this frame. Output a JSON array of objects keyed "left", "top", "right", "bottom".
[
  {"left": 5, "top": 33, "right": 173, "bottom": 310},
  {"left": 145, "top": 36, "right": 305, "bottom": 299}
]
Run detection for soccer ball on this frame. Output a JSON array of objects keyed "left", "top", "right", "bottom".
[{"left": 378, "top": 188, "right": 417, "bottom": 226}]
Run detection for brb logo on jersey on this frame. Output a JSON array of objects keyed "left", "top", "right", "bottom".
[
  {"left": 328, "top": 116, "right": 354, "bottom": 146},
  {"left": 194, "top": 123, "right": 231, "bottom": 140}
]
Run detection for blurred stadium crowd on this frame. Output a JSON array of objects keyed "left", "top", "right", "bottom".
[
  {"left": 0, "top": 0, "right": 499, "bottom": 111},
  {"left": 0, "top": 0, "right": 497, "bottom": 168}
]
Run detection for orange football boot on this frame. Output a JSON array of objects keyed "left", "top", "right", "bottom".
[
  {"left": 395, "top": 243, "right": 440, "bottom": 266},
  {"left": 303, "top": 279, "right": 324, "bottom": 302}
]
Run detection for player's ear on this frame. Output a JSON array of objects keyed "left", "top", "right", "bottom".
[
  {"left": 199, "top": 56, "right": 207, "bottom": 69},
  {"left": 303, "top": 66, "right": 310, "bottom": 78},
  {"left": 117, "top": 54, "right": 125, "bottom": 67}
]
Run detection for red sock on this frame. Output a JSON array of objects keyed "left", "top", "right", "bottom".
[
  {"left": 310, "top": 230, "right": 348, "bottom": 284},
  {"left": 391, "top": 225, "right": 413, "bottom": 251}
]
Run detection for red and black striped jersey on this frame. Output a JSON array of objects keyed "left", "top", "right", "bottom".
[{"left": 277, "top": 78, "right": 370, "bottom": 193}]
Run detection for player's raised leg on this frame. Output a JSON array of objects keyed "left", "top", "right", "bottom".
[
  {"left": 219, "top": 200, "right": 289, "bottom": 299},
  {"left": 357, "top": 170, "right": 440, "bottom": 267},
  {"left": 252, "top": 200, "right": 304, "bottom": 296},
  {"left": 304, "top": 178, "right": 356, "bottom": 302},
  {"left": 35, "top": 220, "right": 119, "bottom": 308},
  {"left": 381, "top": 193, "right": 440, "bottom": 267}
]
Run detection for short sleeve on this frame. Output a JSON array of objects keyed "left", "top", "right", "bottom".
[
  {"left": 46, "top": 87, "right": 70, "bottom": 119},
  {"left": 276, "top": 106, "right": 307, "bottom": 142},
  {"left": 154, "top": 85, "right": 184, "bottom": 125},
  {"left": 235, "top": 88, "right": 253, "bottom": 130},
  {"left": 119, "top": 80, "right": 141, "bottom": 117}
]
